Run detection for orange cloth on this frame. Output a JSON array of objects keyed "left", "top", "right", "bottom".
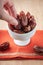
[{"left": 0, "top": 30, "right": 43, "bottom": 60}]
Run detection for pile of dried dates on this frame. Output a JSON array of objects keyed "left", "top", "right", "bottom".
[{"left": 9, "top": 11, "right": 36, "bottom": 33}]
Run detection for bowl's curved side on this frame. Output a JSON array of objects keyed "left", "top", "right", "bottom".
[{"left": 8, "top": 25, "right": 36, "bottom": 41}]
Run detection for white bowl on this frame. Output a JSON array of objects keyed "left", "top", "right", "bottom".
[{"left": 8, "top": 25, "right": 36, "bottom": 46}]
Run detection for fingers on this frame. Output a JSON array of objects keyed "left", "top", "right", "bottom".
[
  {"left": 4, "top": 2, "right": 13, "bottom": 16},
  {"left": 0, "top": 0, "right": 18, "bottom": 25},
  {"left": 1, "top": 9, "right": 18, "bottom": 25},
  {"left": 0, "top": 0, "right": 8, "bottom": 8},
  {"left": 4, "top": 0, "right": 17, "bottom": 18}
]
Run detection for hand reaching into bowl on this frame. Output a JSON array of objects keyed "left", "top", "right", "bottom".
[{"left": 0, "top": 0, "right": 18, "bottom": 26}]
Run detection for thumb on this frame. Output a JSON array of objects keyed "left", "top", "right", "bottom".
[{"left": 1, "top": 9, "right": 18, "bottom": 26}]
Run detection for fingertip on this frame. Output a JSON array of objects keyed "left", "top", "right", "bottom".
[
  {"left": 13, "top": 19, "right": 18, "bottom": 26},
  {"left": 12, "top": 18, "right": 18, "bottom": 26}
]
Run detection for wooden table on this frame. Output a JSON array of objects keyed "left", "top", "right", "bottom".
[
  {"left": 0, "top": 60, "right": 43, "bottom": 65},
  {"left": 0, "top": 0, "right": 43, "bottom": 65}
]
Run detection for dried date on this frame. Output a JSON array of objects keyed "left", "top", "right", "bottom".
[
  {"left": 0, "top": 42, "right": 10, "bottom": 51},
  {"left": 34, "top": 45, "right": 43, "bottom": 55},
  {"left": 24, "top": 26, "right": 31, "bottom": 33},
  {"left": 20, "top": 11, "right": 28, "bottom": 26},
  {"left": 26, "top": 12, "right": 31, "bottom": 19}
]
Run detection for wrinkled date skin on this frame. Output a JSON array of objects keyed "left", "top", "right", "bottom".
[
  {"left": 0, "top": 42, "right": 10, "bottom": 51},
  {"left": 24, "top": 26, "right": 31, "bottom": 33},
  {"left": 8, "top": 11, "right": 36, "bottom": 34},
  {"left": 20, "top": 11, "right": 28, "bottom": 27}
]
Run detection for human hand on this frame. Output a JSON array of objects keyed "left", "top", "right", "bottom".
[{"left": 0, "top": 0, "right": 18, "bottom": 25}]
